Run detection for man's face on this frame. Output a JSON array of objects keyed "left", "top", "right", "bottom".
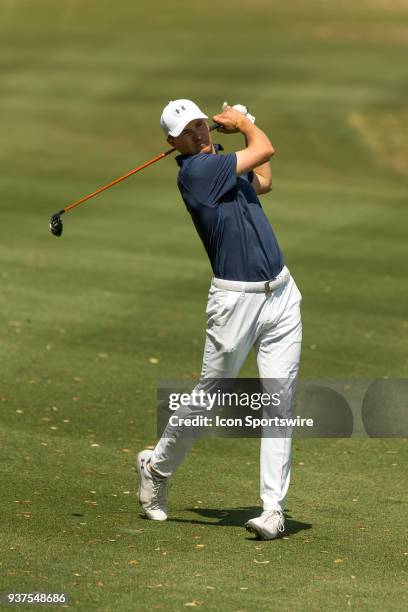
[{"left": 168, "top": 119, "right": 214, "bottom": 155}]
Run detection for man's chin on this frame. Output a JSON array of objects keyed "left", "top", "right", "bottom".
[{"left": 198, "top": 144, "right": 212, "bottom": 154}]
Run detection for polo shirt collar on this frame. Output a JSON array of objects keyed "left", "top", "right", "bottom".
[{"left": 175, "top": 143, "right": 224, "bottom": 167}]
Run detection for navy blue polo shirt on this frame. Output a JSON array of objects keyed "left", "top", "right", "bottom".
[{"left": 176, "top": 146, "right": 284, "bottom": 282}]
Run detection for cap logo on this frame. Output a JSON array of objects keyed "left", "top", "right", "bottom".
[{"left": 173, "top": 104, "right": 187, "bottom": 116}]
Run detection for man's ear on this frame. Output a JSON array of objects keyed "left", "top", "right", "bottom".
[{"left": 167, "top": 135, "right": 175, "bottom": 147}]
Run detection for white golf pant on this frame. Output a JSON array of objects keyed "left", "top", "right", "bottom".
[{"left": 151, "top": 267, "right": 302, "bottom": 512}]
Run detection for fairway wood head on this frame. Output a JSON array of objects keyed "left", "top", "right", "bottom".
[{"left": 49, "top": 213, "right": 63, "bottom": 237}]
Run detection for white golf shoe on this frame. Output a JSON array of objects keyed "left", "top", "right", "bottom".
[
  {"left": 136, "top": 450, "right": 168, "bottom": 521},
  {"left": 245, "top": 509, "right": 285, "bottom": 540}
]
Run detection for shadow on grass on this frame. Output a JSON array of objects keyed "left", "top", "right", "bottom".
[{"left": 168, "top": 507, "right": 311, "bottom": 536}]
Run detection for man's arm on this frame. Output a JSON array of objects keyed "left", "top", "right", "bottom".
[
  {"left": 243, "top": 133, "right": 272, "bottom": 195},
  {"left": 212, "top": 106, "right": 274, "bottom": 194}
]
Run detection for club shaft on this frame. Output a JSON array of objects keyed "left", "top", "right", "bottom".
[
  {"left": 62, "top": 149, "right": 174, "bottom": 214},
  {"left": 61, "top": 123, "right": 219, "bottom": 215}
]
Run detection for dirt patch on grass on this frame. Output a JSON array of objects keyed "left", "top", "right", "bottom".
[{"left": 349, "top": 110, "right": 408, "bottom": 176}]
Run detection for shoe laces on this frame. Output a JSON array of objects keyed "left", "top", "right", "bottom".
[{"left": 261, "top": 510, "right": 285, "bottom": 532}]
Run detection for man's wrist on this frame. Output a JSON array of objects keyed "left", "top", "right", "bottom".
[{"left": 237, "top": 116, "right": 256, "bottom": 133}]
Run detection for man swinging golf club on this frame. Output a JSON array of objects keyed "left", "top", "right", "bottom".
[{"left": 137, "top": 99, "right": 302, "bottom": 540}]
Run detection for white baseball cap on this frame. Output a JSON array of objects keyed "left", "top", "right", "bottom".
[{"left": 160, "top": 99, "right": 208, "bottom": 137}]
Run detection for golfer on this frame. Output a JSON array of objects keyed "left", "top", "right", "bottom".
[{"left": 137, "top": 100, "right": 302, "bottom": 540}]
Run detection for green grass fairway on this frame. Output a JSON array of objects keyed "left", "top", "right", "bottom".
[{"left": 1, "top": 1, "right": 407, "bottom": 610}]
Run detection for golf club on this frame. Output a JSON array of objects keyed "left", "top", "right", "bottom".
[{"left": 49, "top": 122, "right": 220, "bottom": 237}]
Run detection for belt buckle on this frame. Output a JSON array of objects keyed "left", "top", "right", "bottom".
[{"left": 264, "top": 281, "right": 273, "bottom": 294}]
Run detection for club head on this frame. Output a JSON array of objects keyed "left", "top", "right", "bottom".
[{"left": 49, "top": 213, "right": 63, "bottom": 237}]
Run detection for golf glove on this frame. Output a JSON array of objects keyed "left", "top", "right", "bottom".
[{"left": 222, "top": 101, "right": 255, "bottom": 124}]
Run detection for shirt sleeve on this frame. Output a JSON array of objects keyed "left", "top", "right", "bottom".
[{"left": 180, "top": 153, "right": 237, "bottom": 206}]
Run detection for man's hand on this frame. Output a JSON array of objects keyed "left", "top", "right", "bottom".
[
  {"left": 222, "top": 102, "right": 255, "bottom": 124},
  {"left": 212, "top": 105, "right": 251, "bottom": 134}
]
